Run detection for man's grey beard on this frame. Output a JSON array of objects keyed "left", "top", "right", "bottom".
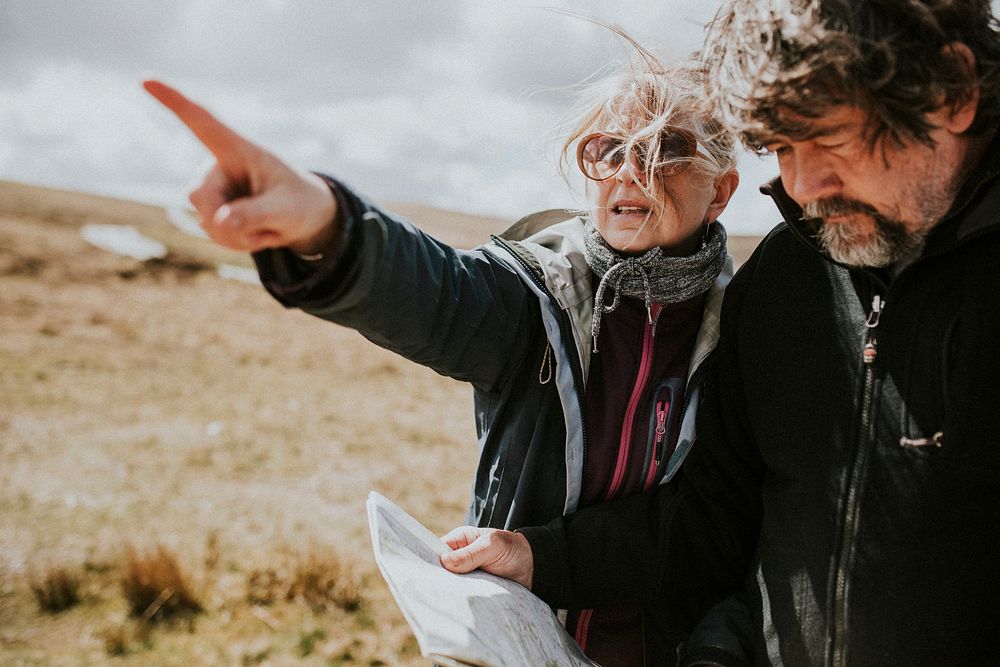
[{"left": 805, "top": 197, "right": 929, "bottom": 268}]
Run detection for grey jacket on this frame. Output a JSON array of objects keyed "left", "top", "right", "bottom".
[{"left": 254, "top": 181, "right": 732, "bottom": 529}]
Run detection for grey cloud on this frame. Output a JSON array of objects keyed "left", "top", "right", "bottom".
[
  {"left": 464, "top": 4, "right": 716, "bottom": 102},
  {"left": 0, "top": 1, "right": 184, "bottom": 77},
  {"left": 0, "top": 1, "right": 794, "bottom": 234},
  {"left": 154, "top": 1, "right": 466, "bottom": 101},
  {"left": 0, "top": 1, "right": 464, "bottom": 98}
]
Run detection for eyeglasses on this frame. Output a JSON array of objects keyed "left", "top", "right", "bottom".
[{"left": 576, "top": 128, "right": 701, "bottom": 181}]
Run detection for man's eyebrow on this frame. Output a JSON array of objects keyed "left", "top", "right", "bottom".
[
  {"left": 806, "top": 122, "right": 854, "bottom": 139},
  {"left": 758, "top": 122, "right": 856, "bottom": 145},
  {"left": 750, "top": 132, "right": 782, "bottom": 146}
]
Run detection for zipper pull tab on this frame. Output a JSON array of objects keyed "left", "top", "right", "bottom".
[
  {"left": 866, "top": 295, "right": 884, "bottom": 328},
  {"left": 654, "top": 402, "right": 668, "bottom": 464},
  {"left": 863, "top": 295, "right": 884, "bottom": 365},
  {"left": 648, "top": 303, "right": 663, "bottom": 336},
  {"left": 863, "top": 339, "right": 878, "bottom": 365}
]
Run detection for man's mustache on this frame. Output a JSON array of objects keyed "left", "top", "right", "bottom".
[{"left": 803, "top": 196, "right": 880, "bottom": 220}]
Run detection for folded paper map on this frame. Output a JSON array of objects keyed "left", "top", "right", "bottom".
[{"left": 366, "top": 492, "right": 596, "bottom": 667}]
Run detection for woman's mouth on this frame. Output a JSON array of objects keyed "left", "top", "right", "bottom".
[{"left": 612, "top": 204, "right": 650, "bottom": 215}]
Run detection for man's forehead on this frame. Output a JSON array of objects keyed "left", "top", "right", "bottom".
[{"left": 759, "top": 105, "right": 871, "bottom": 144}]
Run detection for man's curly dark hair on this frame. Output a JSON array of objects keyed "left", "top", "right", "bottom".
[{"left": 703, "top": 0, "right": 1000, "bottom": 150}]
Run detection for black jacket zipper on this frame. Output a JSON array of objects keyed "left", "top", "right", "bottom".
[{"left": 829, "top": 293, "right": 883, "bottom": 667}]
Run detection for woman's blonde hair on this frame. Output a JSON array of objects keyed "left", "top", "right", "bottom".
[{"left": 559, "top": 28, "right": 738, "bottom": 205}]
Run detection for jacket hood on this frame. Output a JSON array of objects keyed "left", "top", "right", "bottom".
[
  {"left": 759, "top": 128, "right": 1000, "bottom": 260},
  {"left": 498, "top": 208, "right": 582, "bottom": 243}
]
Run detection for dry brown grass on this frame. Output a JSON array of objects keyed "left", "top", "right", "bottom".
[
  {"left": 0, "top": 179, "right": 503, "bottom": 665},
  {"left": 97, "top": 623, "right": 130, "bottom": 657},
  {"left": 288, "top": 549, "right": 363, "bottom": 612},
  {"left": 246, "top": 547, "right": 362, "bottom": 613},
  {"left": 121, "top": 544, "right": 203, "bottom": 621},
  {"left": 29, "top": 564, "right": 82, "bottom": 613}
]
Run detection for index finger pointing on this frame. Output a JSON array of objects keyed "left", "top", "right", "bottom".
[{"left": 143, "top": 79, "right": 256, "bottom": 169}]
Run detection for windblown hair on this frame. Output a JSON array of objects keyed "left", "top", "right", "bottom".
[
  {"left": 559, "top": 28, "right": 738, "bottom": 205},
  {"left": 703, "top": 0, "right": 1000, "bottom": 149}
]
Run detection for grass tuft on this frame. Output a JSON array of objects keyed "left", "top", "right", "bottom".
[
  {"left": 29, "top": 565, "right": 82, "bottom": 613},
  {"left": 287, "top": 549, "right": 363, "bottom": 612},
  {"left": 121, "top": 544, "right": 202, "bottom": 621},
  {"left": 203, "top": 530, "right": 221, "bottom": 572},
  {"left": 245, "top": 566, "right": 283, "bottom": 607},
  {"left": 298, "top": 628, "right": 327, "bottom": 657},
  {"left": 98, "top": 623, "right": 129, "bottom": 657},
  {"left": 246, "top": 547, "right": 363, "bottom": 612}
]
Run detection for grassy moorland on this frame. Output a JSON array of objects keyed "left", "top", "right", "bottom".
[{"left": 0, "top": 180, "right": 760, "bottom": 665}]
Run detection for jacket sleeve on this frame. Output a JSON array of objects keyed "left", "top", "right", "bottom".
[
  {"left": 251, "top": 177, "right": 538, "bottom": 392},
  {"left": 519, "top": 239, "right": 768, "bottom": 615}
]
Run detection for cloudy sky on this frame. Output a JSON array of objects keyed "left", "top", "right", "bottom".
[{"left": 1, "top": 1, "right": 787, "bottom": 235}]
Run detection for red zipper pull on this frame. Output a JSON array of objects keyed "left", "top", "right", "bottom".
[
  {"left": 654, "top": 400, "right": 668, "bottom": 464},
  {"left": 863, "top": 339, "right": 878, "bottom": 364}
]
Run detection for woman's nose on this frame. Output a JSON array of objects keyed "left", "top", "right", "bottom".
[{"left": 616, "top": 149, "right": 646, "bottom": 185}]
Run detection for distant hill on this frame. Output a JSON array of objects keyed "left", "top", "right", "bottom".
[
  {"left": 0, "top": 179, "right": 761, "bottom": 264},
  {"left": 382, "top": 201, "right": 512, "bottom": 249}
]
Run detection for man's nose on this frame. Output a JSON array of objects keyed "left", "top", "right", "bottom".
[{"left": 782, "top": 145, "right": 842, "bottom": 204}]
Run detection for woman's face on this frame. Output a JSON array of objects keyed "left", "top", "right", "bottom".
[{"left": 589, "top": 140, "right": 720, "bottom": 256}]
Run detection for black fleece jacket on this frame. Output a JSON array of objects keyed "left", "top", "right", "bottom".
[{"left": 521, "top": 134, "right": 1000, "bottom": 666}]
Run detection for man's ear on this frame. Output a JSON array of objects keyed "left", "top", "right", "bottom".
[
  {"left": 941, "top": 41, "right": 979, "bottom": 133},
  {"left": 706, "top": 170, "right": 740, "bottom": 223}
]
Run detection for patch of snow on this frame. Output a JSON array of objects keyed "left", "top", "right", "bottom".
[
  {"left": 81, "top": 224, "right": 167, "bottom": 261},
  {"left": 166, "top": 206, "right": 208, "bottom": 239},
  {"left": 217, "top": 264, "right": 259, "bottom": 285}
]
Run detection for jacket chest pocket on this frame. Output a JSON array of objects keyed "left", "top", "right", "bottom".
[
  {"left": 640, "top": 377, "right": 686, "bottom": 489},
  {"left": 883, "top": 306, "right": 960, "bottom": 460}
]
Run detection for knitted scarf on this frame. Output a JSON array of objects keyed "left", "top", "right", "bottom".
[{"left": 583, "top": 220, "right": 727, "bottom": 351}]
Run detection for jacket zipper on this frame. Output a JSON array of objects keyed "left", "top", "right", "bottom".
[
  {"left": 653, "top": 400, "right": 669, "bottom": 463},
  {"left": 830, "top": 294, "right": 883, "bottom": 667},
  {"left": 492, "top": 235, "right": 600, "bottom": 657},
  {"left": 637, "top": 377, "right": 684, "bottom": 490},
  {"left": 585, "top": 304, "right": 662, "bottom": 649},
  {"left": 605, "top": 304, "right": 661, "bottom": 501},
  {"left": 644, "top": 395, "right": 671, "bottom": 490},
  {"left": 489, "top": 236, "right": 590, "bottom": 468}
]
